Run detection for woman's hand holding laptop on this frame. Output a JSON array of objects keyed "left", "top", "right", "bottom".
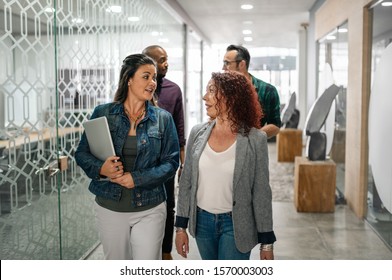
[
  {"left": 99, "top": 156, "right": 123, "bottom": 179},
  {"left": 110, "top": 171, "right": 135, "bottom": 189}
]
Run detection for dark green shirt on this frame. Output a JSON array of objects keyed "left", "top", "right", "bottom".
[
  {"left": 95, "top": 135, "right": 158, "bottom": 212},
  {"left": 251, "top": 74, "right": 282, "bottom": 128}
]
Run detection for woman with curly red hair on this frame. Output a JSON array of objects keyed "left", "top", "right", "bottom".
[{"left": 174, "top": 71, "right": 276, "bottom": 260}]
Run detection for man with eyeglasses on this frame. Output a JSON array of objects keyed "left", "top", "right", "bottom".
[{"left": 222, "top": 45, "right": 281, "bottom": 138}]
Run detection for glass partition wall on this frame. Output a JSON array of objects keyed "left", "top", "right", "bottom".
[
  {"left": 185, "top": 31, "right": 202, "bottom": 136},
  {"left": 167, "top": 29, "right": 204, "bottom": 137},
  {"left": 251, "top": 48, "right": 298, "bottom": 107},
  {"left": 317, "top": 22, "right": 348, "bottom": 201},
  {"left": 0, "top": 0, "right": 186, "bottom": 259},
  {"left": 367, "top": 1, "right": 392, "bottom": 249}
]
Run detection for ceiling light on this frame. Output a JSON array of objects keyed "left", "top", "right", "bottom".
[
  {"left": 106, "top": 5, "right": 122, "bottom": 13},
  {"left": 338, "top": 28, "right": 348, "bottom": 33},
  {"left": 158, "top": 38, "right": 169, "bottom": 43},
  {"left": 241, "top": 4, "right": 253, "bottom": 10},
  {"left": 127, "top": 16, "right": 140, "bottom": 22},
  {"left": 381, "top": 1, "right": 392, "bottom": 6},
  {"left": 326, "top": 35, "right": 336, "bottom": 40},
  {"left": 244, "top": 36, "right": 253, "bottom": 42},
  {"left": 242, "top": 29, "right": 252, "bottom": 35}
]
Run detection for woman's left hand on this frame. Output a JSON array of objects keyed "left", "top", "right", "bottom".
[
  {"left": 175, "top": 231, "right": 189, "bottom": 258},
  {"left": 110, "top": 172, "right": 135, "bottom": 188},
  {"left": 260, "top": 250, "right": 274, "bottom": 260}
]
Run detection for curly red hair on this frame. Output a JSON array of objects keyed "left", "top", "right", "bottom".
[{"left": 211, "top": 71, "right": 263, "bottom": 135}]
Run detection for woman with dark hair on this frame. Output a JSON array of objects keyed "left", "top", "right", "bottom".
[
  {"left": 76, "top": 54, "right": 180, "bottom": 260},
  {"left": 175, "top": 71, "right": 276, "bottom": 260}
]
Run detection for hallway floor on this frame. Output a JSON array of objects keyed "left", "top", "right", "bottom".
[
  {"left": 86, "top": 201, "right": 392, "bottom": 260},
  {"left": 86, "top": 143, "right": 392, "bottom": 260}
]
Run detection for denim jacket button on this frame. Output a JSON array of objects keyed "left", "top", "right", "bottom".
[
  {"left": 141, "top": 139, "right": 146, "bottom": 144},
  {"left": 136, "top": 193, "right": 141, "bottom": 198},
  {"left": 137, "top": 202, "right": 142, "bottom": 206}
]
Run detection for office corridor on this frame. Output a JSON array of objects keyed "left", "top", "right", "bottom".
[{"left": 86, "top": 143, "right": 392, "bottom": 260}]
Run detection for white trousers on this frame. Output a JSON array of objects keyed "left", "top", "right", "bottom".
[{"left": 94, "top": 201, "right": 166, "bottom": 260}]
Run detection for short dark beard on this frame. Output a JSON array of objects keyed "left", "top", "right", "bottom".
[
  {"left": 157, "top": 75, "right": 164, "bottom": 84},
  {"left": 156, "top": 76, "right": 163, "bottom": 95}
]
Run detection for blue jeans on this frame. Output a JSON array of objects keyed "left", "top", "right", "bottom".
[{"left": 195, "top": 207, "right": 251, "bottom": 260}]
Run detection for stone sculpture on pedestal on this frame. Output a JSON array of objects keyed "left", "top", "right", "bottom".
[
  {"left": 281, "top": 91, "right": 300, "bottom": 129},
  {"left": 304, "top": 84, "right": 341, "bottom": 161}
]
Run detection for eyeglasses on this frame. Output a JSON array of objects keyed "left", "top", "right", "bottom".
[{"left": 223, "top": 60, "right": 240, "bottom": 66}]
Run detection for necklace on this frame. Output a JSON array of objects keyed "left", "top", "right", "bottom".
[{"left": 124, "top": 106, "right": 146, "bottom": 129}]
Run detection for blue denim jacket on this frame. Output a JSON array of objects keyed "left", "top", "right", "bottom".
[{"left": 75, "top": 101, "right": 180, "bottom": 208}]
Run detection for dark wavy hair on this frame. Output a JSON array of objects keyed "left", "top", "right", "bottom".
[
  {"left": 211, "top": 71, "right": 263, "bottom": 135},
  {"left": 114, "top": 54, "right": 157, "bottom": 103}
]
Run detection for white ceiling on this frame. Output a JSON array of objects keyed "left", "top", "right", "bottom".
[
  {"left": 174, "top": 0, "right": 318, "bottom": 49},
  {"left": 0, "top": 0, "right": 317, "bottom": 50}
]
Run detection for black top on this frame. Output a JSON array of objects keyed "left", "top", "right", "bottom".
[{"left": 95, "top": 136, "right": 158, "bottom": 212}]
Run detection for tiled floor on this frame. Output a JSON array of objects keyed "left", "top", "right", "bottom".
[
  {"left": 85, "top": 143, "right": 392, "bottom": 260},
  {"left": 86, "top": 201, "right": 392, "bottom": 260}
]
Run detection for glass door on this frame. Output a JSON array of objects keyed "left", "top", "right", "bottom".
[
  {"left": 0, "top": 0, "right": 99, "bottom": 259},
  {"left": 0, "top": 0, "right": 63, "bottom": 259},
  {"left": 1, "top": 0, "right": 188, "bottom": 260},
  {"left": 317, "top": 22, "right": 348, "bottom": 202},
  {"left": 367, "top": 1, "right": 392, "bottom": 249}
]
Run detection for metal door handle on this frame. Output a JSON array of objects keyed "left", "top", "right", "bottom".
[
  {"left": 48, "top": 167, "right": 60, "bottom": 177},
  {"left": 35, "top": 160, "right": 60, "bottom": 177}
]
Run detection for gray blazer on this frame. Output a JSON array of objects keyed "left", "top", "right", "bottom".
[{"left": 176, "top": 120, "right": 276, "bottom": 253}]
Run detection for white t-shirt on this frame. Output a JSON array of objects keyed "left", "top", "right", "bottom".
[{"left": 197, "top": 141, "right": 236, "bottom": 214}]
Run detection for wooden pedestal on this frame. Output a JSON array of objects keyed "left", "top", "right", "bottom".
[
  {"left": 294, "top": 156, "right": 336, "bottom": 212},
  {"left": 329, "top": 129, "right": 346, "bottom": 163},
  {"left": 277, "top": 129, "right": 303, "bottom": 162}
]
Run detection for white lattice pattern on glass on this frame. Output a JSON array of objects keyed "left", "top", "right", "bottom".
[{"left": 0, "top": 0, "right": 180, "bottom": 259}]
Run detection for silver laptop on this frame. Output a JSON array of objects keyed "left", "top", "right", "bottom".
[{"left": 83, "top": 116, "right": 116, "bottom": 161}]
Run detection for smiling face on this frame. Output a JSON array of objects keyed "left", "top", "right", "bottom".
[
  {"left": 203, "top": 79, "right": 218, "bottom": 118},
  {"left": 203, "top": 79, "right": 228, "bottom": 119},
  {"left": 128, "top": 64, "right": 157, "bottom": 101},
  {"left": 222, "top": 49, "right": 248, "bottom": 76},
  {"left": 222, "top": 50, "right": 240, "bottom": 72}
]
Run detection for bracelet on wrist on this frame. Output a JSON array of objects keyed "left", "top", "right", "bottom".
[
  {"left": 260, "top": 243, "right": 274, "bottom": 251},
  {"left": 175, "top": 227, "right": 186, "bottom": 233}
]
